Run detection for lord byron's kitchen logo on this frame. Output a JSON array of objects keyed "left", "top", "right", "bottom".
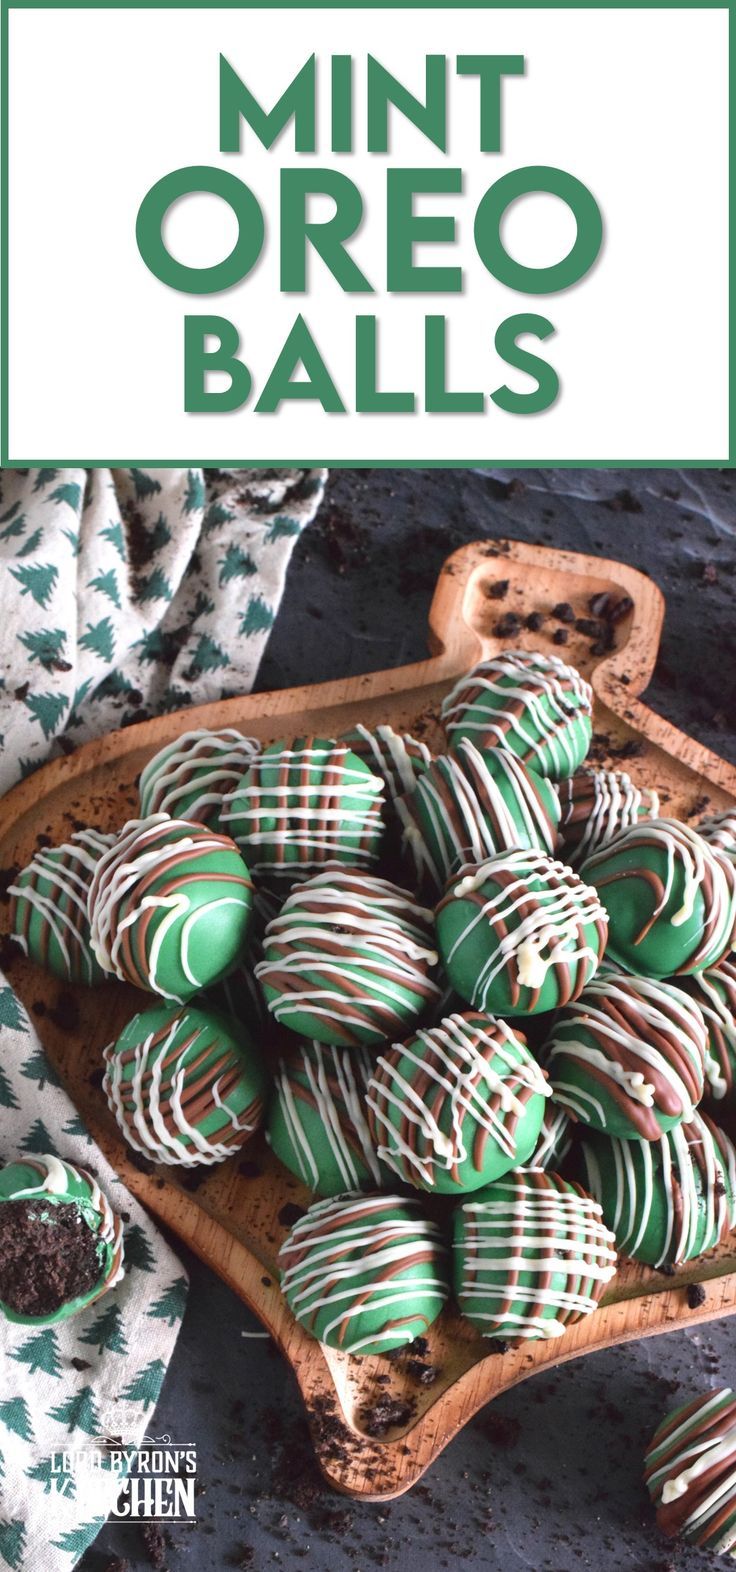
[{"left": 44, "top": 1433, "right": 197, "bottom": 1521}]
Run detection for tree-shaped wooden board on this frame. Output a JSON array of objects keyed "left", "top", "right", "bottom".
[{"left": 2, "top": 540, "right": 736, "bottom": 1501}]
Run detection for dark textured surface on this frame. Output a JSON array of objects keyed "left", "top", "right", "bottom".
[{"left": 87, "top": 468, "right": 736, "bottom": 1572}]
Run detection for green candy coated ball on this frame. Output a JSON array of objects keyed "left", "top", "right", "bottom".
[
  {"left": 366, "top": 1011, "right": 549, "bottom": 1194},
  {"left": 679, "top": 959, "right": 736, "bottom": 1104},
  {"left": 89, "top": 814, "right": 253, "bottom": 1001},
  {"left": 223, "top": 736, "right": 385, "bottom": 882},
  {"left": 581, "top": 1110, "right": 736, "bottom": 1267},
  {"left": 268, "top": 1039, "right": 385, "bottom": 1196},
  {"left": 441, "top": 650, "right": 593, "bottom": 781},
  {"left": 399, "top": 742, "right": 560, "bottom": 896},
  {"left": 9, "top": 828, "right": 114, "bottom": 986},
  {"left": 453, "top": 1168, "right": 617, "bottom": 1342},
  {"left": 582, "top": 818, "right": 736, "bottom": 978},
  {"left": 256, "top": 869, "right": 440, "bottom": 1047},
  {"left": 139, "top": 727, "right": 260, "bottom": 830},
  {"left": 435, "top": 850, "right": 608, "bottom": 1018},
  {"left": 0, "top": 1155, "right": 124, "bottom": 1326},
  {"left": 644, "top": 1388, "right": 736, "bottom": 1553},
  {"left": 279, "top": 1192, "right": 449, "bottom": 1354},
  {"left": 545, "top": 972, "right": 707, "bottom": 1141},
  {"left": 104, "top": 1001, "right": 267, "bottom": 1167}
]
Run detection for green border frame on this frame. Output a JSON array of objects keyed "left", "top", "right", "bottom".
[{"left": 1, "top": 0, "right": 732, "bottom": 468}]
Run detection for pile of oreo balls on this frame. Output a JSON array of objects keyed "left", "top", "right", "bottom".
[{"left": 8, "top": 648, "right": 736, "bottom": 1364}]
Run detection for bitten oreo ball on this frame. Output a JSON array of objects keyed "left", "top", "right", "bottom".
[
  {"left": 558, "top": 767, "right": 659, "bottom": 868},
  {"left": 88, "top": 814, "right": 253, "bottom": 1000},
  {"left": 222, "top": 736, "right": 384, "bottom": 882},
  {"left": 9, "top": 828, "right": 114, "bottom": 986},
  {"left": 139, "top": 727, "right": 260, "bottom": 830},
  {"left": 645, "top": 1388, "right": 736, "bottom": 1556},
  {"left": 104, "top": 1001, "right": 267, "bottom": 1167},
  {"left": 279, "top": 1192, "right": 449, "bottom": 1354},
  {"left": 398, "top": 742, "right": 560, "bottom": 896},
  {"left": 545, "top": 973, "right": 707, "bottom": 1141},
  {"left": 436, "top": 850, "right": 608, "bottom": 1018},
  {"left": 255, "top": 869, "right": 440, "bottom": 1047},
  {"left": 453, "top": 1168, "right": 617, "bottom": 1343},
  {"left": 0, "top": 1155, "right": 124, "bottom": 1326},
  {"left": 582, "top": 1109, "right": 736, "bottom": 1267},
  {"left": 441, "top": 650, "right": 593, "bottom": 780},
  {"left": 583, "top": 819, "right": 736, "bottom": 978},
  {"left": 366, "top": 1012, "right": 550, "bottom": 1194}
]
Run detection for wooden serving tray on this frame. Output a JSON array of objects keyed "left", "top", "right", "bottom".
[{"left": 2, "top": 539, "right": 736, "bottom": 1503}]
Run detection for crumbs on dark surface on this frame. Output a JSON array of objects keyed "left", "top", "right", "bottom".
[
  {"left": 686, "top": 1283, "right": 707, "bottom": 1309},
  {"left": 141, "top": 1524, "right": 169, "bottom": 1570},
  {"left": 474, "top": 1411, "right": 523, "bottom": 1450}
]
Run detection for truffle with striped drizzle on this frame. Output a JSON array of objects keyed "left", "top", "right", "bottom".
[
  {"left": 139, "top": 727, "right": 261, "bottom": 830},
  {"left": 397, "top": 742, "right": 560, "bottom": 896},
  {"left": 255, "top": 869, "right": 441, "bottom": 1047},
  {"left": 698, "top": 809, "right": 736, "bottom": 866},
  {"left": 340, "top": 722, "right": 432, "bottom": 804},
  {"left": 453, "top": 1168, "right": 617, "bottom": 1342},
  {"left": 680, "top": 960, "right": 736, "bottom": 1104},
  {"left": 9, "top": 828, "right": 114, "bottom": 986},
  {"left": 366, "top": 1011, "right": 550, "bottom": 1194},
  {"left": 583, "top": 818, "right": 736, "bottom": 978},
  {"left": 0, "top": 1155, "right": 124, "bottom": 1326},
  {"left": 441, "top": 650, "right": 593, "bottom": 781},
  {"left": 527, "top": 1103, "right": 573, "bottom": 1172},
  {"left": 644, "top": 1387, "right": 736, "bottom": 1555},
  {"left": 581, "top": 1109, "right": 736, "bottom": 1267},
  {"left": 435, "top": 850, "right": 609, "bottom": 1018},
  {"left": 545, "top": 972, "right": 707, "bottom": 1140},
  {"left": 88, "top": 814, "right": 253, "bottom": 1001},
  {"left": 279, "top": 1192, "right": 449, "bottom": 1354},
  {"left": 103, "top": 1001, "right": 267, "bottom": 1167},
  {"left": 204, "top": 885, "right": 282, "bottom": 1034},
  {"left": 558, "top": 767, "right": 659, "bottom": 867},
  {"left": 268, "top": 1040, "right": 384, "bottom": 1195},
  {"left": 222, "top": 737, "right": 384, "bottom": 882}
]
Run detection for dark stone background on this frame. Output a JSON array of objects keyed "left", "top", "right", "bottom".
[{"left": 87, "top": 467, "right": 736, "bottom": 1572}]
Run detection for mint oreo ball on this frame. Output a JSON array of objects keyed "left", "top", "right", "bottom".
[
  {"left": 398, "top": 742, "right": 560, "bottom": 896},
  {"left": 527, "top": 1103, "right": 573, "bottom": 1172},
  {"left": 139, "top": 727, "right": 260, "bottom": 830},
  {"left": 104, "top": 1001, "right": 267, "bottom": 1166},
  {"left": 436, "top": 850, "right": 608, "bottom": 1018},
  {"left": 644, "top": 1388, "right": 736, "bottom": 1554},
  {"left": 583, "top": 819, "right": 736, "bottom": 978},
  {"left": 9, "top": 828, "right": 114, "bottom": 986},
  {"left": 89, "top": 814, "right": 253, "bottom": 1001},
  {"left": 222, "top": 736, "right": 384, "bottom": 882},
  {"left": 453, "top": 1168, "right": 617, "bottom": 1342},
  {"left": 679, "top": 960, "right": 736, "bottom": 1103},
  {"left": 0, "top": 1155, "right": 124, "bottom": 1326},
  {"left": 441, "top": 650, "right": 593, "bottom": 780},
  {"left": 279, "top": 1192, "right": 449, "bottom": 1354},
  {"left": 545, "top": 973, "right": 707, "bottom": 1140},
  {"left": 366, "top": 1011, "right": 549, "bottom": 1194},
  {"left": 256, "top": 869, "right": 440, "bottom": 1047},
  {"left": 340, "top": 722, "right": 432, "bottom": 805},
  {"left": 698, "top": 809, "right": 736, "bottom": 866},
  {"left": 582, "top": 1109, "right": 736, "bottom": 1267},
  {"left": 268, "top": 1040, "right": 384, "bottom": 1195},
  {"left": 558, "top": 767, "right": 659, "bottom": 868}
]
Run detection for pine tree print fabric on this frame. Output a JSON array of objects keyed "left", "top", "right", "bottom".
[
  {"left": 0, "top": 465, "right": 325, "bottom": 1567},
  {"left": 0, "top": 466, "right": 326, "bottom": 793},
  {"left": 0, "top": 981, "right": 188, "bottom": 1572}
]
